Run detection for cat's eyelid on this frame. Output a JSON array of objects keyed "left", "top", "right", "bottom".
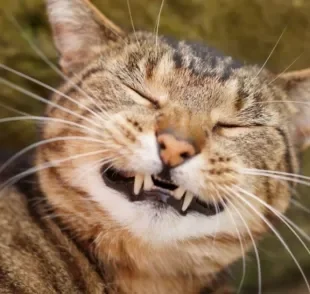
[{"left": 125, "top": 84, "right": 160, "bottom": 108}]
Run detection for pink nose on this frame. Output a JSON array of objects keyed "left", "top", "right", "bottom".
[{"left": 157, "top": 133, "right": 196, "bottom": 167}]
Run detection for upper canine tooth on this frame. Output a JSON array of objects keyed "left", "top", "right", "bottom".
[
  {"left": 144, "top": 175, "right": 153, "bottom": 191},
  {"left": 174, "top": 187, "right": 186, "bottom": 200},
  {"left": 182, "top": 192, "right": 194, "bottom": 212},
  {"left": 134, "top": 174, "right": 144, "bottom": 195}
]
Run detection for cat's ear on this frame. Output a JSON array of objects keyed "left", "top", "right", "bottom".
[
  {"left": 281, "top": 69, "right": 310, "bottom": 150},
  {"left": 46, "top": 0, "right": 124, "bottom": 74}
]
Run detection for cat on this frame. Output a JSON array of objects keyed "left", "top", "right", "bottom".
[{"left": 0, "top": 0, "right": 310, "bottom": 293}]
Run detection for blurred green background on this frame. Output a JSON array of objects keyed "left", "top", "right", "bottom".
[{"left": 1, "top": 0, "right": 310, "bottom": 292}]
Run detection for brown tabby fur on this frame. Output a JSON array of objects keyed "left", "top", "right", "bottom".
[{"left": 1, "top": 0, "right": 310, "bottom": 293}]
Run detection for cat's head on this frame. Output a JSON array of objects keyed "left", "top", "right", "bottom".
[{"left": 40, "top": 0, "right": 310, "bottom": 277}]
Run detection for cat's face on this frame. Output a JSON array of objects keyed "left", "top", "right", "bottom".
[{"left": 40, "top": 0, "right": 310, "bottom": 275}]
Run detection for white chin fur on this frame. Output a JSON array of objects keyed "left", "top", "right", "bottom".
[{"left": 75, "top": 164, "right": 249, "bottom": 246}]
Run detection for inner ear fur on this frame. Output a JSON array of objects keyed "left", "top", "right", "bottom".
[
  {"left": 280, "top": 69, "right": 310, "bottom": 150},
  {"left": 46, "top": 0, "right": 125, "bottom": 74}
]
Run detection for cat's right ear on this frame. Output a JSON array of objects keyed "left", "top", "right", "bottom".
[{"left": 46, "top": 0, "right": 124, "bottom": 74}]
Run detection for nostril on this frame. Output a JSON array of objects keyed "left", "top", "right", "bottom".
[
  {"left": 159, "top": 142, "right": 166, "bottom": 150},
  {"left": 180, "top": 152, "right": 190, "bottom": 160}
]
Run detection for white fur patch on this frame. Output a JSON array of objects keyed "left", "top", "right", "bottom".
[{"left": 127, "top": 133, "right": 163, "bottom": 175}]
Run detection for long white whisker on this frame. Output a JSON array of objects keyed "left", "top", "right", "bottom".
[
  {"left": 0, "top": 136, "right": 110, "bottom": 177},
  {"left": 73, "top": 156, "right": 120, "bottom": 184},
  {"left": 239, "top": 169, "right": 310, "bottom": 187},
  {"left": 253, "top": 100, "right": 310, "bottom": 107},
  {"left": 0, "top": 149, "right": 110, "bottom": 191},
  {"left": 253, "top": 27, "right": 287, "bottom": 79},
  {"left": 240, "top": 168, "right": 310, "bottom": 181},
  {"left": 126, "top": 0, "right": 141, "bottom": 49},
  {"left": 217, "top": 190, "right": 248, "bottom": 294},
  {"left": 227, "top": 186, "right": 310, "bottom": 292},
  {"left": 0, "top": 100, "right": 30, "bottom": 116},
  {"left": 0, "top": 63, "right": 107, "bottom": 123},
  {"left": 0, "top": 116, "right": 102, "bottom": 136},
  {"left": 268, "top": 53, "right": 303, "bottom": 86},
  {"left": 154, "top": 0, "right": 165, "bottom": 57},
  {"left": 291, "top": 199, "right": 310, "bottom": 215},
  {"left": 234, "top": 185, "right": 310, "bottom": 248},
  {"left": 0, "top": 77, "right": 101, "bottom": 127}
]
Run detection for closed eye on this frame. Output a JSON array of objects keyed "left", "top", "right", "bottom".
[
  {"left": 213, "top": 122, "right": 244, "bottom": 131},
  {"left": 215, "top": 123, "right": 243, "bottom": 128},
  {"left": 125, "top": 84, "right": 160, "bottom": 108},
  {"left": 213, "top": 122, "right": 264, "bottom": 131}
]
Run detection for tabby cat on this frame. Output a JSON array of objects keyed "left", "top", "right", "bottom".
[{"left": 0, "top": 0, "right": 310, "bottom": 293}]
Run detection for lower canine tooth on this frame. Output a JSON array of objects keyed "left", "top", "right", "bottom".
[
  {"left": 174, "top": 187, "right": 186, "bottom": 200},
  {"left": 182, "top": 192, "right": 194, "bottom": 212},
  {"left": 134, "top": 174, "right": 144, "bottom": 195},
  {"left": 144, "top": 175, "right": 153, "bottom": 190}
]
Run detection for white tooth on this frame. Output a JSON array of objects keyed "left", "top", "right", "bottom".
[
  {"left": 134, "top": 174, "right": 144, "bottom": 195},
  {"left": 144, "top": 175, "right": 153, "bottom": 191},
  {"left": 174, "top": 187, "right": 186, "bottom": 200},
  {"left": 182, "top": 192, "right": 194, "bottom": 212}
]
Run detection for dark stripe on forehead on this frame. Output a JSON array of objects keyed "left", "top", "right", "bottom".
[{"left": 173, "top": 52, "right": 184, "bottom": 69}]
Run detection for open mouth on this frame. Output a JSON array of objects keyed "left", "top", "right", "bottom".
[{"left": 101, "top": 167, "right": 224, "bottom": 217}]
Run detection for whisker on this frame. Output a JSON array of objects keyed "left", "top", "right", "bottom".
[
  {"left": 0, "top": 116, "right": 102, "bottom": 136},
  {"left": 240, "top": 167, "right": 310, "bottom": 180},
  {"left": 217, "top": 190, "right": 248, "bottom": 294},
  {"left": 0, "top": 76, "right": 101, "bottom": 127},
  {"left": 234, "top": 185, "right": 310, "bottom": 245},
  {"left": 0, "top": 100, "right": 30, "bottom": 116},
  {"left": 291, "top": 199, "right": 310, "bottom": 215},
  {"left": 0, "top": 63, "right": 107, "bottom": 123},
  {"left": 239, "top": 168, "right": 310, "bottom": 187},
  {"left": 208, "top": 187, "right": 221, "bottom": 251},
  {"left": 268, "top": 53, "right": 303, "bottom": 86},
  {"left": 73, "top": 155, "right": 121, "bottom": 184},
  {"left": 253, "top": 100, "right": 310, "bottom": 107},
  {"left": 0, "top": 149, "right": 110, "bottom": 192},
  {"left": 154, "top": 0, "right": 165, "bottom": 57},
  {"left": 253, "top": 27, "right": 287, "bottom": 79},
  {"left": 227, "top": 186, "right": 310, "bottom": 292},
  {"left": 0, "top": 136, "right": 110, "bottom": 178},
  {"left": 126, "top": 0, "right": 141, "bottom": 49}
]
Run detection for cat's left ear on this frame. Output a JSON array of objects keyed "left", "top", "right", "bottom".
[
  {"left": 281, "top": 69, "right": 310, "bottom": 150},
  {"left": 46, "top": 0, "right": 124, "bottom": 74}
]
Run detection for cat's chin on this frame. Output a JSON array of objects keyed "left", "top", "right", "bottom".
[{"left": 101, "top": 166, "right": 225, "bottom": 217}]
